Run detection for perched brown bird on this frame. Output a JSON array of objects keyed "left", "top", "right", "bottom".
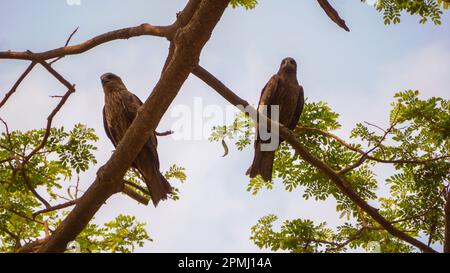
[
  {"left": 246, "top": 58, "right": 304, "bottom": 181},
  {"left": 101, "top": 73, "right": 171, "bottom": 207}
]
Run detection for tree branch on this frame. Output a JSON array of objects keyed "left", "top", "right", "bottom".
[
  {"left": 48, "top": 27, "right": 80, "bottom": 65},
  {"left": 0, "top": 24, "right": 173, "bottom": 61},
  {"left": 20, "top": 169, "right": 51, "bottom": 208},
  {"left": 338, "top": 108, "right": 400, "bottom": 174},
  {"left": 121, "top": 185, "right": 150, "bottom": 206},
  {"left": 295, "top": 126, "right": 449, "bottom": 165},
  {"left": 32, "top": 199, "right": 78, "bottom": 218},
  {"left": 317, "top": 0, "right": 350, "bottom": 32},
  {"left": 391, "top": 188, "right": 446, "bottom": 225},
  {"left": 3, "top": 227, "right": 22, "bottom": 251},
  {"left": 192, "top": 65, "right": 437, "bottom": 253},
  {"left": 31, "top": 180, "right": 151, "bottom": 218},
  {"left": 155, "top": 130, "right": 174, "bottom": 136},
  {"left": 37, "top": 0, "right": 230, "bottom": 253},
  {"left": 0, "top": 118, "right": 16, "bottom": 164},
  {"left": 0, "top": 206, "right": 45, "bottom": 226},
  {"left": 0, "top": 62, "right": 36, "bottom": 108},
  {"left": 23, "top": 62, "right": 75, "bottom": 164},
  {"left": 124, "top": 180, "right": 151, "bottom": 196},
  {"left": 16, "top": 238, "right": 49, "bottom": 253},
  {"left": 324, "top": 226, "right": 372, "bottom": 252}
]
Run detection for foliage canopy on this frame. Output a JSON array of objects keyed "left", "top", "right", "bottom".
[{"left": 210, "top": 91, "right": 449, "bottom": 252}]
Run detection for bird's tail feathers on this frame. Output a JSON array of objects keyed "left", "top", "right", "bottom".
[
  {"left": 246, "top": 142, "right": 275, "bottom": 182},
  {"left": 139, "top": 163, "right": 172, "bottom": 207},
  {"left": 149, "top": 172, "right": 172, "bottom": 207}
]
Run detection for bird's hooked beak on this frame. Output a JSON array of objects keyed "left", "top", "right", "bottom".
[
  {"left": 101, "top": 77, "right": 108, "bottom": 85},
  {"left": 101, "top": 73, "right": 114, "bottom": 85},
  {"left": 101, "top": 73, "right": 124, "bottom": 92}
]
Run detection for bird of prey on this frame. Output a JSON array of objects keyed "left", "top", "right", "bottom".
[
  {"left": 101, "top": 73, "right": 171, "bottom": 207},
  {"left": 246, "top": 57, "right": 304, "bottom": 181}
]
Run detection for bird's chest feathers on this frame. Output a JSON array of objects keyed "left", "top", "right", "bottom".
[
  {"left": 277, "top": 80, "right": 299, "bottom": 110},
  {"left": 269, "top": 77, "right": 299, "bottom": 127},
  {"left": 104, "top": 92, "right": 132, "bottom": 135}
]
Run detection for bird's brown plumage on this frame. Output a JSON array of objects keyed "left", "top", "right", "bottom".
[
  {"left": 246, "top": 58, "right": 304, "bottom": 181},
  {"left": 101, "top": 73, "right": 171, "bottom": 207}
]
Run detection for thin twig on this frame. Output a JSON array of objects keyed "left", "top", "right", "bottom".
[
  {"left": 23, "top": 61, "right": 75, "bottom": 164},
  {"left": 49, "top": 27, "right": 80, "bottom": 65},
  {"left": 365, "top": 122, "right": 387, "bottom": 133},
  {"left": 338, "top": 107, "right": 400, "bottom": 175},
  {"left": 391, "top": 188, "right": 446, "bottom": 224},
  {"left": 0, "top": 118, "right": 16, "bottom": 164},
  {"left": 295, "top": 126, "right": 449, "bottom": 165},
  {"left": 122, "top": 185, "right": 150, "bottom": 205},
  {"left": 1, "top": 206, "right": 45, "bottom": 226},
  {"left": 32, "top": 199, "right": 78, "bottom": 218},
  {"left": 155, "top": 130, "right": 174, "bottom": 136},
  {"left": 0, "top": 62, "right": 36, "bottom": 108},
  {"left": 20, "top": 169, "right": 51, "bottom": 208}
]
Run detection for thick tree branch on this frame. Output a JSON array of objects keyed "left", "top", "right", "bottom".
[
  {"left": 0, "top": 1, "right": 201, "bottom": 62},
  {"left": 37, "top": 0, "right": 230, "bottom": 253},
  {"left": 192, "top": 65, "right": 437, "bottom": 253},
  {"left": 317, "top": 0, "right": 350, "bottom": 32},
  {"left": 0, "top": 24, "right": 172, "bottom": 61},
  {"left": 1, "top": 0, "right": 442, "bottom": 254}
]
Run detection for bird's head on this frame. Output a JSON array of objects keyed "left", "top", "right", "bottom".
[
  {"left": 101, "top": 73, "right": 126, "bottom": 92},
  {"left": 279, "top": 57, "right": 297, "bottom": 74}
]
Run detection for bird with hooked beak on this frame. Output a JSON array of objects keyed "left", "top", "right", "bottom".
[
  {"left": 101, "top": 73, "right": 171, "bottom": 207},
  {"left": 246, "top": 57, "right": 305, "bottom": 181}
]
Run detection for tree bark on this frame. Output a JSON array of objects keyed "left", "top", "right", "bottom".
[{"left": 38, "top": 0, "right": 230, "bottom": 253}]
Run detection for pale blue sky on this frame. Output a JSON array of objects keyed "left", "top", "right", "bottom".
[{"left": 0, "top": 1, "right": 449, "bottom": 252}]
